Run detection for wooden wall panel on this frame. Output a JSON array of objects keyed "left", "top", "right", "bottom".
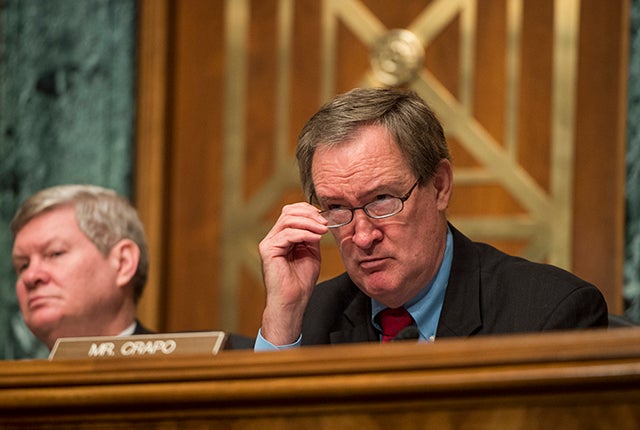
[
  {"left": 136, "top": 0, "right": 629, "bottom": 335},
  {"left": 165, "top": 0, "right": 227, "bottom": 331},
  {"left": 572, "top": 0, "right": 628, "bottom": 314},
  {"left": 135, "top": 0, "right": 170, "bottom": 331}
]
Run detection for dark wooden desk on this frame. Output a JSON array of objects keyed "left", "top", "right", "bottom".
[{"left": 2, "top": 328, "right": 640, "bottom": 429}]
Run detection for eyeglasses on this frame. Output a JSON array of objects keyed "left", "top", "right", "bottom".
[{"left": 314, "top": 181, "right": 419, "bottom": 228}]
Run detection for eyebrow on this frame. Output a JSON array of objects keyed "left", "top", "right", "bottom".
[
  {"left": 11, "top": 254, "right": 29, "bottom": 272},
  {"left": 12, "top": 237, "right": 68, "bottom": 259},
  {"left": 315, "top": 183, "right": 402, "bottom": 204}
]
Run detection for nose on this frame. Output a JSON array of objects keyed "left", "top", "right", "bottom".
[{"left": 350, "top": 209, "right": 383, "bottom": 249}]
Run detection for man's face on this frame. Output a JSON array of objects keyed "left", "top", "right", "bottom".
[
  {"left": 311, "top": 125, "right": 452, "bottom": 308},
  {"left": 12, "top": 205, "right": 123, "bottom": 348}
]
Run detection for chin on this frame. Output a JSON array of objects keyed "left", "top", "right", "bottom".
[
  {"left": 29, "top": 314, "right": 62, "bottom": 337},
  {"left": 362, "top": 281, "right": 402, "bottom": 305}
]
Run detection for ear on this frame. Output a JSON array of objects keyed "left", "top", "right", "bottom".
[
  {"left": 432, "top": 159, "right": 453, "bottom": 211},
  {"left": 109, "top": 239, "right": 141, "bottom": 289}
]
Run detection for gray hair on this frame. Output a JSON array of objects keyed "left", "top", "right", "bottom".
[
  {"left": 11, "top": 184, "right": 149, "bottom": 303},
  {"left": 296, "top": 87, "right": 450, "bottom": 200}
]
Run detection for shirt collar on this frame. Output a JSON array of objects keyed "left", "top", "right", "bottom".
[{"left": 119, "top": 321, "right": 137, "bottom": 336}]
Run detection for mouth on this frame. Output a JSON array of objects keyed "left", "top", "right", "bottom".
[
  {"left": 359, "top": 257, "right": 390, "bottom": 271},
  {"left": 28, "top": 295, "right": 51, "bottom": 310}
]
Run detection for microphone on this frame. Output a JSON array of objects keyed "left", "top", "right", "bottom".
[{"left": 393, "top": 325, "right": 419, "bottom": 341}]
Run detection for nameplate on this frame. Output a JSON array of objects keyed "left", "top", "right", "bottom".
[{"left": 48, "top": 331, "right": 227, "bottom": 361}]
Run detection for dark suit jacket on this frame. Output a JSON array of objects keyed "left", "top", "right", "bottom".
[
  {"left": 132, "top": 320, "right": 153, "bottom": 335},
  {"left": 301, "top": 225, "right": 608, "bottom": 345}
]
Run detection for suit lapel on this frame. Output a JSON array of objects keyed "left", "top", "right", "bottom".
[
  {"left": 329, "top": 290, "right": 379, "bottom": 344},
  {"left": 132, "top": 320, "right": 153, "bottom": 335},
  {"left": 436, "top": 225, "right": 483, "bottom": 338}
]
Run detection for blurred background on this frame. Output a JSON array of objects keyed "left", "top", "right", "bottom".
[{"left": 1, "top": 0, "right": 638, "bottom": 359}]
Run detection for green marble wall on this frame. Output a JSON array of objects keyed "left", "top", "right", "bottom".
[
  {"left": 626, "top": 0, "right": 640, "bottom": 323},
  {"left": 0, "top": 0, "right": 137, "bottom": 359}
]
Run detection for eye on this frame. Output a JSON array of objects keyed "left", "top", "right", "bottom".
[
  {"left": 375, "top": 194, "right": 393, "bottom": 201},
  {"left": 47, "top": 250, "right": 66, "bottom": 259},
  {"left": 327, "top": 204, "right": 346, "bottom": 210},
  {"left": 13, "top": 260, "right": 29, "bottom": 275}
]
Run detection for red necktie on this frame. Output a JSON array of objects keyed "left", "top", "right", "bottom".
[{"left": 379, "top": 307, "right": 414, "bottom": 342}]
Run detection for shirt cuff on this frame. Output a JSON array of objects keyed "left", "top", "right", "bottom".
[{"left": 254, "top": 328, "right": 302, "bottom": 351}]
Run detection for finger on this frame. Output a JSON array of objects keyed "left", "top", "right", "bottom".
[
  {"left": 279, "top": 202, "right": 328, "bottom": 226},
  {"left": 267, "top": 205, "right": 328, "bottom": 239},
  {"left": 260, "top": 227, "right": 324, "bottom": 257}
]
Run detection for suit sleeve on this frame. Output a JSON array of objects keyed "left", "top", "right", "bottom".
[{"left": 541, "top": 284, "right": 609, "bottom": 330}]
